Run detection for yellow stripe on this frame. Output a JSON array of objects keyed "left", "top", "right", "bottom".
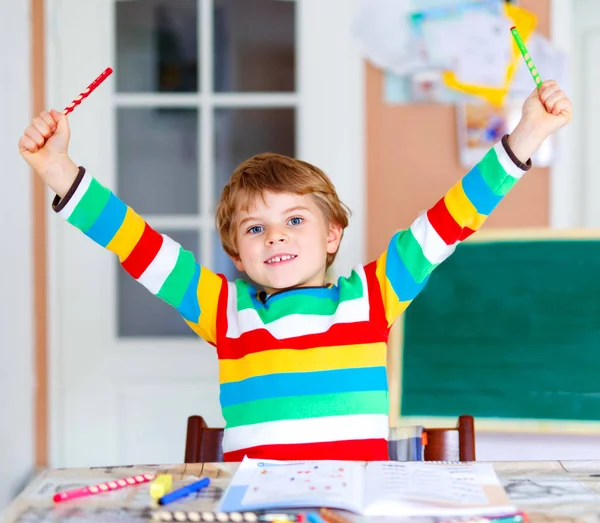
[
  {"left": 194, "top": 268, "right": 222, "bottom": 345},
  {"left": 444, "top": 181, "right": 487, "bottom": 230},
  {"left": 375, "top": 252, "right": 411, "bottom": 327},
  {"left": 106, "top": 208, "right": 146, "bottom": 262},
  {"left": 219, "top": 342, "right": 387, "bottom": 384}
]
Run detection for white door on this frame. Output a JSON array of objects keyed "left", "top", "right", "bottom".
[
  {"left": 572, "top": 0, "right": 600, "bottom": 227},
  {"left": 48, "top": 0, "right": 364, "bottom": 468}
]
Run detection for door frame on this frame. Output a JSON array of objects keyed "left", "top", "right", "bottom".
[
  {"left": 45, "top": 0, "right": 365, "bottom": 467},
  {"left": 549, "top": 0, "right": 577, "bottom": 227}
]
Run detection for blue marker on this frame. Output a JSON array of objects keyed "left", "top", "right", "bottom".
[{"left": 158, "top": 477, "right": 210, "bottom": 505}]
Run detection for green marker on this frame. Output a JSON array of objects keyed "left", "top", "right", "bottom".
[{"left": 510, "top": 25, "right": 542, "bottom": 88}]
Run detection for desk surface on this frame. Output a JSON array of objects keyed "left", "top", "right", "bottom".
[{"left": 4, "top": 460, "right": 600, "bottom": 522}]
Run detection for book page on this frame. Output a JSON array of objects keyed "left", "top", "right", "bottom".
[
  {"left": 221, "top": 459, "right": 365, "bottom": 514},
  {"left": 363, "top": 462, "right": 515, "bottom": 517}
]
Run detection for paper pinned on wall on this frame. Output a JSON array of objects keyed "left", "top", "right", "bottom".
[
  {"left": 442, "top": 2, "right": 537, "bottom": 106},
  {"left": 352, "top": 0, "right": 423, "bottom": 77},
  {"left": 409, "top": 0, "right": 508, "bottom": 74}
]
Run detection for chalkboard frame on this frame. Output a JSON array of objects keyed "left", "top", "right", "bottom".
[{"left": 387, "top": 228, "right": 600, "bottom": 434}]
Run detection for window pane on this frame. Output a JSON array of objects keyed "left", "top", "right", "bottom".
[
  {"left": 213, "top": 0, "right": 295, "bottom": 92},
  {"left": 116, "top": 0, "right": 199, "bottom": 93},
  {"left": 214, "top": 108, "right": 295, "bottom": 201},
  {"left": 118, "top": 230, "right": 199, "bottom": 338},
  {"left": 117, "top": 108, "right": 199, "bottom": 215}
]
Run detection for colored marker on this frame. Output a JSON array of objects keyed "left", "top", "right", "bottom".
[
  {"left": 63, "top": 67, "right": 113, "bottom": 115},
  {"left": 53, "top": 473, "right": 155, "bottom": 502},
  {"left": 150, "top": 474, "right": 173, "bottom": 500},
  {"left": 158, "top": 477, "right": 211, "bottom": 506},
  {"left": 510, "top": 26, "right": 542, "bottom": 88}
]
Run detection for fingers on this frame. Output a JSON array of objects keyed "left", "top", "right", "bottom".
[
  {"left": 18, "top": 109, "right": 63, "bottom": 154},
  {"left": 538, "top": 80, "right": 571, "bottom": 116},
  {"left": 18, "top": 134, "right": 39, "bottom": 154},
  {"left": 50, "top": 108, "right": 66, "bottom": 124},
  {"left": 553, "top": 97, "right": 572, "bottom": 118},
  {"left": 32, "top": 115, "right": 53, "bottom": 139},
  {"left": 24, "top": 125, "right": 45, "bottom": 150}
]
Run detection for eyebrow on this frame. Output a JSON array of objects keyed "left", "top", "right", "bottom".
[{"left": 238, "top": 206, "right": 311, "bottom": 228}]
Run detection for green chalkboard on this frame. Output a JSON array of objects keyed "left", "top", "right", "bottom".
[{"left": 401, "top": 237, "right": 600, "bottom": 425}]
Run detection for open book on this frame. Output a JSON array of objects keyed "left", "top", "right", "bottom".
[{"left": 219, "top": 457, "right": 516, "bottom": 518}]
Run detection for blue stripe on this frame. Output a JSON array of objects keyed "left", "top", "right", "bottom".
[
  {"left": 461, "top": 165, "right": 502, "bottom": 215},
  {"left": 84, "top": 192, "right": 127, "bottom": 247},
  {"left": 177, "top": 262, "right": 201, "bottom": 323},
  {"left": 219, "top": 366, "right": 388, "bottom": 408},
  {"left": 246, "top": 285, "right": 341, "bottom": 310},
  {"left": 386, "top": 233, "right": 430, "bottom": 301}
]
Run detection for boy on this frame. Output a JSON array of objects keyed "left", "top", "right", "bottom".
[{"left": 18, "top": 80, "right": 571, "bottom": 462}]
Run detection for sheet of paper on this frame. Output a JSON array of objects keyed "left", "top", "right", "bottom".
[
  {"left": 364, "top": 462, "right": 488, "bottom": 507},
  {"left": 241, "top": 462, "right": 361, "bottom": 507},
  {"left": 352, "top": 0, "right": 426, "bottom": 76},
  {"left": 219, "top": 458, "right": 364, "bottom": 513},
  {"left": 418, "top": 9, "right": 512, "bottom": 88}
]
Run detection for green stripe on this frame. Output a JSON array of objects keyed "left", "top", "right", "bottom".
[
  {"left": 479, "top": 148, "right": 517, "bottom": 196},
  {"left": 222, "top": 390, "right": 389, "bottom": 428},
  {"left": 336, "top": 269, "right": 364, "bottom": 299},
  {"left": 236, "top": 280, "right": 256, "bottom": 311},
  {"left": 258, "top": 294, "right": 339, "bottom": 322},
  {"left": 157, "top": 247, "right": 195, "bottom": 306},
  {"left": 396, "top": 229, "right": 437, "bottom": 283},
  {"left": 236, "top": 270, "right": 364, "bottom": 323},
  {"left": 67, "top": 178, "right": 111, "bottom": 233}
]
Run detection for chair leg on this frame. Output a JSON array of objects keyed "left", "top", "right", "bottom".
[{"left": 457, "top": 414, "right": 476, "bottom": 461}]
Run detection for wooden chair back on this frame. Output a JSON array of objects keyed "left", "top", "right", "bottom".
[
  {"left": 422, "top": 414, "right": 476, "bottom": 461},
  {"left": 184, "top": 414, "right": 476, "bottom": 463}
]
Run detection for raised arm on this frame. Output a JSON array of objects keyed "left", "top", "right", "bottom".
[
  {"left": 18, "top": 109, "right": 223, "bottom": 345},
  {"left": 367, "top": 80, "right": 572, "bottom": 329}
]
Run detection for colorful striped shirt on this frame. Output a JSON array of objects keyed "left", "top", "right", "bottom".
[{"left": 53, "top": 137, "right": 529, "bottom": 461}]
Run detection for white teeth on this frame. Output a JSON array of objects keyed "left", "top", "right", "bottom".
[{"left": 267, "top": 255, "right": 295, "bottom": 264}]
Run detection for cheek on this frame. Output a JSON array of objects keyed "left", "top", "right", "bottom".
[{"left": 237, "top": 237, "right": 259, "bottom": 260}]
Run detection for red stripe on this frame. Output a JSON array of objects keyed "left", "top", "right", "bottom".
[
  {"left": 363, "top": 260, "right": 389, "bottom": 334},
  {"left": 217, "top": 321, "right": 388, "bottom": 360},
  {"left": 224, "top": 439, "right": 389, "bottom": 462},
  {"left": 215, "top": 274, "right": 230, "bottom": 358},
  {"left": 121, "top": 223, "right": 163, "bottom": 279},
  {"left": 459, "top": 226, "right": 476, "bottom": 241},
  {"left": 426, "top": 198, "right": 462, "bottom": 245}
]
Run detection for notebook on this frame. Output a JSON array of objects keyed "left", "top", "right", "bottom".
[{"left": 219, "top": 457, "right": 516, "bottom": 518}]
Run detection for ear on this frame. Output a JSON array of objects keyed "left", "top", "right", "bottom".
[
  {"left": 326, "top": 222, "right": 343, "bottom": 255},
  {"left": 232, "top": 255, "right": 245, "bottom": 272}
]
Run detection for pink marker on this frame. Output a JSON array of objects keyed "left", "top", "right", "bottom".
[
  {"left": 53, "top": 473, "right": 155, "bottom": 503},
  {"left": 63, "top": 67, "right": 113, "bottom": 115}
]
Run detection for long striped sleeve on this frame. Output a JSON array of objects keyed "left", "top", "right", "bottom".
[
  {"left": 52, "top": 167, "right": 224, "bottom": 345},
  {"left": 371, "top": 138, "right": 531, "bottom": 328}
]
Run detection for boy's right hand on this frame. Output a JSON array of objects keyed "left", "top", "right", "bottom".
[{"left": 18, "top": 109, "right": 79, "bottom": 198}]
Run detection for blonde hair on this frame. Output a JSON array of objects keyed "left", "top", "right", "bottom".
[{"left": 215, "top": 153, "right": 350, "bottom": 268}]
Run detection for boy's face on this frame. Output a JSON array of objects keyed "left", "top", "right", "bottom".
[{"left": 232, "top": 191, "right": 342, "bottom": 294}]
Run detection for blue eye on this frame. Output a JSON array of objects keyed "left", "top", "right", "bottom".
[
  {"left": 288, "top": 217, "right": 303, "bottom": 226},
  {"left": 248, "top": 225, "right": 264, "bottom": 234}
]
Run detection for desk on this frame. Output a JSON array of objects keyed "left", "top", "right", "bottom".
[{"left": 4, "top": 461, "right": 600, "bottom": 522}]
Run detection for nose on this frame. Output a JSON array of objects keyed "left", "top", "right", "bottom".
[{"left": 266, "top": 228, "right": 289, "bottom": 246}]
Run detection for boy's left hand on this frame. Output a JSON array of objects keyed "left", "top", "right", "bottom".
[
  {"left": 521, "top": 80, "right": 572, "bottom": 137},
  {"left": 507, "top": 79, "right": 572, "bottom": 163}
]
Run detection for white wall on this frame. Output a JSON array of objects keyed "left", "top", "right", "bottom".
[{"left": 0, "top": 0, "right": 35, "bottom": 512}]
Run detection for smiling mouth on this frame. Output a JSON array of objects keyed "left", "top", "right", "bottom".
[{"left": 265, "top": 254, "right": 297, "bottom": 265}]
